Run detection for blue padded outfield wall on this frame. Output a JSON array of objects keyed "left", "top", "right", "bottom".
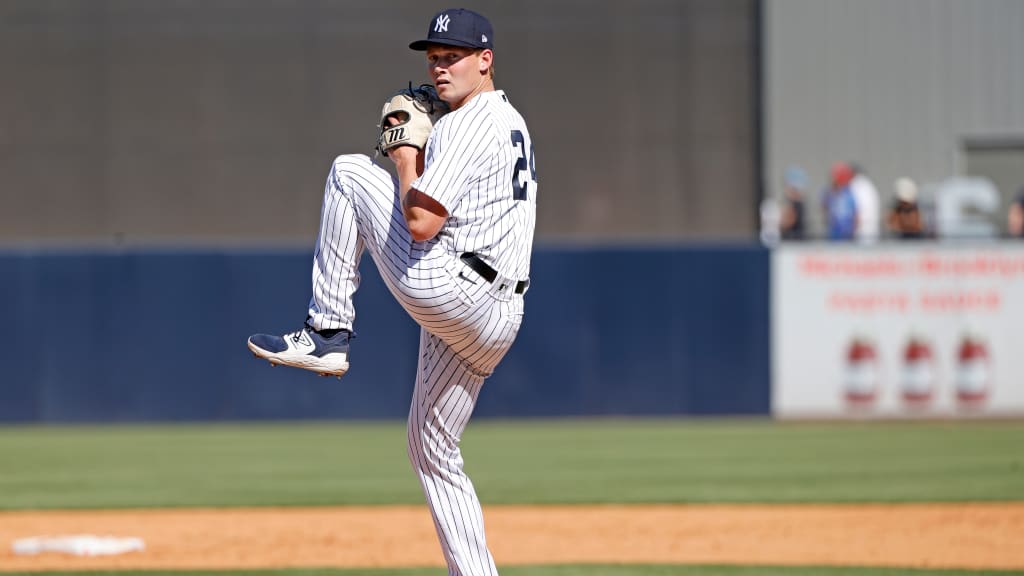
[{"left": 0, "top": 246, "right": 770, "bottom": 422}]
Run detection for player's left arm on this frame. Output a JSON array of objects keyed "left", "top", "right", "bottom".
[{"left": 390, "top": 146, "right": 448, "bottom": 241}]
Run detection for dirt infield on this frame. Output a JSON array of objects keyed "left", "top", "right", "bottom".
[{"left": 2, "top": 503, "right": 1023, "bottom": 572}]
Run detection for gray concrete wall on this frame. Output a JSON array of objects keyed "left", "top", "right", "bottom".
[
  {"left": 764, "top": 0, "right": 1024, "bottom": 237},
  {"left": 1, "top": 0, "right": 759, "bottom": 244}
]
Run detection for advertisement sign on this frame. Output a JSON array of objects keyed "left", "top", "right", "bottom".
[{"left": 772, "top": 243, "right": 1024, "bottom": 417}]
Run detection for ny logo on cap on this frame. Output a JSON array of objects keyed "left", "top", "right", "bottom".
[{"left": 434, "top": 13, "right": 450, "bottom": 33}]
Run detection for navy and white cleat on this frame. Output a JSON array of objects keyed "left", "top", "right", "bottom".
[{"left": 247, "top": 325, "right": 351, "bottom": 378}]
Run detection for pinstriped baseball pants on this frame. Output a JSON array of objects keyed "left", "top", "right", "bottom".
[{"left": 308, "top": 154, "right": 523, "bottom": 576}]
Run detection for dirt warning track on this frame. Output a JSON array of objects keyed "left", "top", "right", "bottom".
[{"left": 2, "top": 503, "right": 1023, "bottom": 572}]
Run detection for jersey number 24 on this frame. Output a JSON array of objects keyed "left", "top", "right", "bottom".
[{"left": 511, "top": 130, "right": 536, "bottom": 201}]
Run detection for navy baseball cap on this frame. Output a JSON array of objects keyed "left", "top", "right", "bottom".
[{"left": 409, "top": 8, "right": 494, "bottom": 51}]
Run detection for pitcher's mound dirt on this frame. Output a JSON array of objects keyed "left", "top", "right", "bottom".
[{"left": 2, "top": 503, "right": 1023, "bottom": 572}]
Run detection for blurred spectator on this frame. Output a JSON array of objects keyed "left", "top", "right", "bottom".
[
  {"left": 759, "top": 193, "right": 781, "bottom": 245},
  {"left": 824, "top": 162, "right": 858, "bottom": 240},
  {"left": 1008, "top": 190, "right": 1024, "bottom": 238},
  {"left": 886, "top": 177, "right": 925, "bottom": 239},
  {"left": 849, "top": 163, "right": 880, "bottom": 243},
  {"left": 780, "top": 165, "right": 807, "bottom": 240}
]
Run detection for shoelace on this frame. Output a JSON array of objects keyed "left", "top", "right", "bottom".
[{"left": 288, "top": 327, "right": 311, "bottom": 343}]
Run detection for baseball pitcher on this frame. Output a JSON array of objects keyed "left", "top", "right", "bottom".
[{"left": 247, "top": 8, "right": 537, "bottom": 575}]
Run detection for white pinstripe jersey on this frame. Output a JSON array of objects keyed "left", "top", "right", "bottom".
[{"left": 413, "top": 90, "right": 537, "bottom": 283}]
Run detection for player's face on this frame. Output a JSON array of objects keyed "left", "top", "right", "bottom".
[{"left": 426, "top": 45, "right": 491, "bottom": 109}]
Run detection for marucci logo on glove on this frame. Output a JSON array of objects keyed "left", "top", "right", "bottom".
[{"left": 385, "top": 128, "right": 407, "bottom": 144}]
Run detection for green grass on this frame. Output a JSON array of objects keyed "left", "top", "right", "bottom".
[
  {"left": 1, "top": 421, "right": 1022, "bottom": 575},
  {"left": 1, "top": 566, "right": 1022, "bottom": 576},
  {"left": 0, "top": 419, "right": 1022, "bottom": 510}
]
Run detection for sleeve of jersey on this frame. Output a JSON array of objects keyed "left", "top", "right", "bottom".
[{"left": 412, "top": 114, "right": 492, "bottom": 212}]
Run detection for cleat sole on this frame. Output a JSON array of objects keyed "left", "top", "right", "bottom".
[{"left": 248, "top": 339, "right": 349, "bottom": 378}]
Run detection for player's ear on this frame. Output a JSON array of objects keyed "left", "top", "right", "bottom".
[{"left": 478, "top": 49, "right": 493, "bottom": 74}]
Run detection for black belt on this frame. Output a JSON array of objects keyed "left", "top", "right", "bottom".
[{"left": 460, "top": 253, "right": 529, "bottom": 294}]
